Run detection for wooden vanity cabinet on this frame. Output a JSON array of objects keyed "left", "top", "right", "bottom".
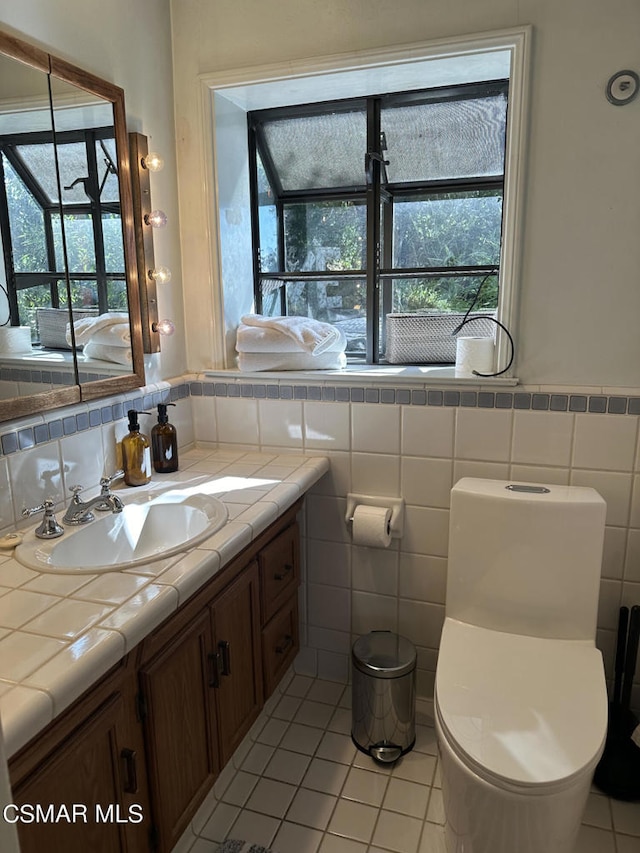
[
  {"left": 137, "top": 608, "right": 218, "bottom": 852},
  {"left": 9, "top": 658, "right": 152, "bottom": 853},
  {"left": 258, "top": 522, "right": 301, "bottom": 695},
  {"left": 9, "top": 502, "right": 302, "bottom": 853},
  {"left": 210, "top": 561, "right": 262, "bottom": 767}
]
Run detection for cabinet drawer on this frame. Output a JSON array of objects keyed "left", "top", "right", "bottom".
[
  {"left": 262, "top": 593, "right": 299, "bottom": 699},
  {"left": 258, "top": 523, "right": 299, "bottom": 625}
]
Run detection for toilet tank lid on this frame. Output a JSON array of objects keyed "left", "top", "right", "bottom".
[
  {"left": 452, "top": 478, "right": 606, "bottom": 507},
  {"left": 436, "top": 618, "right": 608, "bottom": 787}
]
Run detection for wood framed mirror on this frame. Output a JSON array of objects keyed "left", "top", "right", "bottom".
[{"left": 0, "top": 29, "right": 144, "bottom": 423}]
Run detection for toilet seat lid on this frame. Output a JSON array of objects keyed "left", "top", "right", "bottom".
[{"left": 435, "top": 618, "right": 607, "bottom": 787}]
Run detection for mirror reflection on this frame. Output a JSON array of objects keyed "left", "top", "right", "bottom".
[{"left": 0, "top": 31, "right": 143, "bottom": 417}]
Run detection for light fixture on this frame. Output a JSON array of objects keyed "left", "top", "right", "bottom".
[
  {"left": 141, "top": 151, "right": 164, "bottom": 172},
  {"left": 144, "top": 209, "right": 167, "bottom": 229},
  {"left": 153, "top": 319, "right": 175, "bottom": 336},
  {"left": 130, "top": 132, "right": 169, "bottom": 353},
  {"left": 148, "top": 266, "right": 172, "bottom": 284}
]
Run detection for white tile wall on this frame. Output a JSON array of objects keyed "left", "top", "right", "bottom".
[
  {"left": 2, "top": 382, "right": 640, "bottom": 709},
  {"left": 180, "top": 392, "right": 640, "bottom": 708}
]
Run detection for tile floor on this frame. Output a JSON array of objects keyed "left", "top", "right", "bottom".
[{"left": 173, "top": 670, "right": 640, "bottom": 853}]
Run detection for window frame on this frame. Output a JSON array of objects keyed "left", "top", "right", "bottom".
[
  {"left": 248, "top": 80, "right": 509, "bottom": 364},
  {"left": 197, "top": 27, "right": 531, "bottom": 374},
  {"left": 0, "top": 125, "right": 125, "bottom": 336}
]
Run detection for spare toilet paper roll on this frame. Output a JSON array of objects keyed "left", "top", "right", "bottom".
[
  {"left": 0, "top": 326, "right": 32, "bottom": 354},
  {"left": 352, "top": 504, "right": 393, "bottom": 548},
  {"left": 455, "top": 336, "right": 494, "bottom": 377}
]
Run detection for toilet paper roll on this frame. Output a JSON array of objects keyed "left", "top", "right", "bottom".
[
  {"left": 352, "top": 504, "right": 393, "bottom": 548},
  {"left": 455, "top": 336, "right": 494, "bottom": 377},
  {"left": 0, "top": 326, "right": 32, "bottom": 354}
]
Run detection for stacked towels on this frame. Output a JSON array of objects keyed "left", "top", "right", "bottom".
[
  {"left": 236, "top": 314, "right": 346, "bottom": 371},
  {"left": 66, "top": 312, "right": 132, "bottom": 366}
]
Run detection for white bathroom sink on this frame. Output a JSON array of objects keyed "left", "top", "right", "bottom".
[{"left": 15, "top": 491, "right": 228, "bottom": 574}]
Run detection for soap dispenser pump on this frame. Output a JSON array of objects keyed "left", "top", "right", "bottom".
[
  {"left": 122, "top": 409, "right": 152, "bottom": 486},
  {"left": 151, "top": 403, "right": 178, "bottom": 473}
]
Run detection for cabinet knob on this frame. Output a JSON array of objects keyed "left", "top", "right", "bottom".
[
  {"left": 275, "top": 634, "right": 293, "bottom": 655},
  {"left": 274, "top": 563, "right": 294, "bottom": 582}
]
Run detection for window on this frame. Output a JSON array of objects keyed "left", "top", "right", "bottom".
[
  {"left": 248, "top": 81, "right": 508, "bottom": 363},
  {"left": 0, "top": 127, "right": 126, "bottom": 342}
]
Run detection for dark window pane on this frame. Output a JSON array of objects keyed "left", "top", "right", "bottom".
[
  {"left": 284, "top": 201, "right": 366, "bottom": 272},
  {"left": 56, "top": 142, "right": 90, "bottom": 206},
  {"left": 18, "top": 284, "right": 58, "bottom": 340},
  {"left": 103, "top": 213, "right": 125, "bottom": 272},
  {"left": 386, "top": 273, "right": 498, "bottom": 314},
  {"left": 382, "top": 94, "right": 507, "bottom": 182},
  {"left": 14, "top": 143, "right": 58, "bottom": 202},
  {"left": 3, "top": 154, "right": 49, "bottom": 272},
  {"left": 393, "top": 191, "right": 503, "bottom": 268},
  {"left": 64, "top": 279, "right": 98, "bottom": 309},
  {"left": 107, "top": 278, "right": 128, "bottom": 311},
  {"left": 55, "top": 213, "right": 96, "bottom": 273},
  {"left": 259, "top": 279, "right": 284, "bottom": 316},
  {"left": 283, "top": 278, "right": 367, "bottom": 355},
  {"left": 95, "top": 138, "right": 120, "bottom": 203},
  {"left": 257, "top": 152, "right": 278, "bottom": 272},
  {"left": 262, "top": 109, "right": 366, "bottom": 191}
]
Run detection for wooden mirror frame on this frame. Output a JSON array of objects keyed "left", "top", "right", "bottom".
[{"left": 0, "top": 29, "right": 145, "bottom": 423}]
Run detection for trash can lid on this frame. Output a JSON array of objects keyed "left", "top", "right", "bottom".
[{"left": 352, "top": 631, "right": 416, "bottom": 678}]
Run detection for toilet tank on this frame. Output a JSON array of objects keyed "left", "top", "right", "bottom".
[{"left": 447, "top": 479, "right": 606, "bottom": 640}]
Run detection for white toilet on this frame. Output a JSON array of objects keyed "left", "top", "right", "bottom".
[{"left": 435, "top": 479, "right": 609, "bottom": 853}]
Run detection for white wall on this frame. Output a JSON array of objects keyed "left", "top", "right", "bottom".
[
  {"left": 0, "top": 0, "right": 187, "bottom": 382},
  {"left": 171, "top": 0, "right": 640, "bottom": 387}
]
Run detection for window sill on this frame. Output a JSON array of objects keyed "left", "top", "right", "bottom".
[{"left": 204, "top": 364, "right": 518, "bottom": 387}]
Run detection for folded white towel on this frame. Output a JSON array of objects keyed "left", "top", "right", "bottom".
[
  {"left": 237, "top": 351, "right": 347, "bottom": 372},
  {"left": 83, "top": 341, "right": 133, "bottom": 366},
  {"left": 240, "top": 314, "right": 343, "bottom": 356},
  {"left": 236, "top": 322, "right": 346, "bottom": 354},
  {"left": 67, "top": 312, "right": 129, "bottom": 347},
  {"left": 83, "top": 322, "right": 131, "bottom": 347}
]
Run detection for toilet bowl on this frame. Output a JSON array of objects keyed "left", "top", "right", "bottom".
[{"left": 435, "top": 479, "right": 608, "bottom": 853}]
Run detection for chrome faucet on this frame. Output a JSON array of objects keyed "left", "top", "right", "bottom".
[
  {"left": 63, "top": 473, "right": 124, "bottom": 525},
  {"left": 22, "top": 498, "right": 65, "bottom": 539}
]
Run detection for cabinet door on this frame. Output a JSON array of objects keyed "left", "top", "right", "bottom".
[
  {"left": 259, "top": 523, "right": 299, "bottom": 624},
  {"left": 13, "top": 692, "right": 143, "bottom": 853},
  {"left": 211, "top": 561, "right": 262, "bottom": 766},
  {"left": 262, "top": 592, "right": 300, "bottom": 699},
  {"left": 139, "top": 609, "right": 218, "bottom": 853}
]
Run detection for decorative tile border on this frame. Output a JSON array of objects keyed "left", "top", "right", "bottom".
[
  {"left": 1, "top": 377, "right": 639, "bottom": 458},
  {"left": 190, "top": 380, "right": 640, "bottom": 416},
  {"left": 0, "top": 383, "right": 189, "bottom": 456},
  {"left": 0, "top": 365, "right": 122, "bottom": 388}
]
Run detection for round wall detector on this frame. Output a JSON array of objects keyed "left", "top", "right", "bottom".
[{"left": 606, "top": 70, "right": 639, "bottom": 105}]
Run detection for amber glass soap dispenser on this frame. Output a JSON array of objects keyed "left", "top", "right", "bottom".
[
  {"left": 151, "top": 403, "right": 178, "bottom": 473},
  {"left": 122, "top": 409, "right": 152, "bottom": 486}
]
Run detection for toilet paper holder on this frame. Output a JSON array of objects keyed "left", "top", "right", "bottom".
[{"left": 345, "top": 494, "right": 405, "bottom": 539}]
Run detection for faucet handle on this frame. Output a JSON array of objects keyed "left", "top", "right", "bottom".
[
  {"left": 99, "top": 470, "right": 124, "bottom": 491},
  {"left": 68, "top": 484, "right": 84, "bottom": 499},
  {"left": 22, "top": 498, "right": 65, "bottom": 539}
]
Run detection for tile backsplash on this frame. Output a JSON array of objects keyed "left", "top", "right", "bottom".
[{"left": 1, "top": 374, "right": 639, "bottom": 708}]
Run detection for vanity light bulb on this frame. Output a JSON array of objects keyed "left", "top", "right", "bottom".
[
  {"left": 144, "top": 209, "right": 167, "bottom": 229},
  {"left": 142, "top": 151, "right": 164, "bottom": 172},
  {"left": 149, "top": 266, "right": 172, "bottom": 284},
  {"left": 154, "top": 318, "right": 175, "bottom": 336}
]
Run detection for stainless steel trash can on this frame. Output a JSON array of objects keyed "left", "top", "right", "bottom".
[{"left": 351, "top": 630, "right": 416, "bottom": 764}]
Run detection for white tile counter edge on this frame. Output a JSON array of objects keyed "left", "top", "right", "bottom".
[{"left": 0, "top": 449, "right": 330, "bottom": 758}]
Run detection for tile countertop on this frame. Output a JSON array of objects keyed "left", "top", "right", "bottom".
[{"left": 0, "top": 449, "right": 329, "bottom": 759}]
